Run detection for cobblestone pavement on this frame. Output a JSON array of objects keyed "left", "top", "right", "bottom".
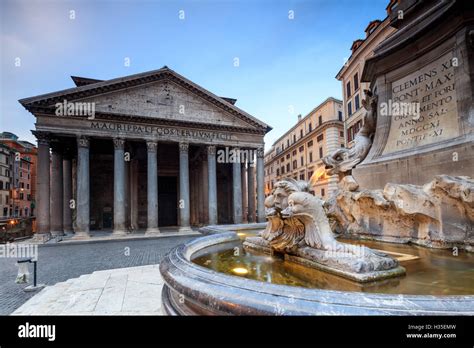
[{"left": 0, "top": 235, "right": 196, "bottom": 315}]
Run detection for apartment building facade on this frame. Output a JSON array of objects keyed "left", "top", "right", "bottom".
[
  {"left": 0, "top": 132, "right": 37, "bottom": 218},
  {"left": 264, "top": 97, "right": 344, "bottom": 199},
  {"left": 335, "top": 4, "right": 397, "bottom": 148},
  {"left": 0, "top": 143, "right": 12, "bottom": 217}
]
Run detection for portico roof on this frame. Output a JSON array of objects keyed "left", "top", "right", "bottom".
[{"left": 19, "top": 66, "right": 272, "bottom": 134}]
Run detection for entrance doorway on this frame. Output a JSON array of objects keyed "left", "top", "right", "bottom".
[
  {"left": 102, "top": 211, "right": 113, "bottom": 229},
  {"left": 158, "top": 176, "right": 178, "bottom": 226}
]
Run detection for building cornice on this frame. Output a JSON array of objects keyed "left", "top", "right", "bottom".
[
  {"left": 335, "top": 16, "right": 392, "bottom": 80},
  {"left": 32, "top": 110, "right": 266, "bottom": 135}
]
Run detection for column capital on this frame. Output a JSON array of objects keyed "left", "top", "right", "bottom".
[
  {"left": 146, "top": 141, "right": 158, "bottom": 152},
  {"left": 256, "top": 146, "right": 265, "bottom": 158},
  {"left": 179, "top": 142, "right": 189, "bottom": 153},
  {"left": 207, "top": 145, "right": 216, "bottom": 156},
  {"left": 113, "top": 138, "right": 125, "bottom": 150},
  {"left": 77, "top": 136, "right": 90, "bottom": 148},
  {"left": 33, "top": 131, "right": 51, "bottom": 146}
]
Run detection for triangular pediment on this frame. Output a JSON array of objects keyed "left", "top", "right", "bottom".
[
  {"left": 19, "top": 67, "right": 271, "bottom": 133},
  {"left": 75, "top": 79, "right": 253, "bottom": 129}
]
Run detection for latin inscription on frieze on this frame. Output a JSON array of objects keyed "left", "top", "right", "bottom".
[{"left": 90, "top": 121, "right": 233, "bottom": 141}]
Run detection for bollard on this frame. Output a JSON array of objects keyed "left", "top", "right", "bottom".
[{"left": 17, "top": 258, "right": 45, "bottom": 292}]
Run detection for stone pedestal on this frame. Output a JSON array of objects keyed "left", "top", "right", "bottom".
[{"left": 357, "top": 0, "right": 474, "bottom": 189}]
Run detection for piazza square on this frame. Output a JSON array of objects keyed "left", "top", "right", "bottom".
[{"left": 0, "top": 0, "right": 473, "bottom": 346}]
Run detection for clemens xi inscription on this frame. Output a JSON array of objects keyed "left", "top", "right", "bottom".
[{"left": 382, "top": 52, "right": 459, "bottom": 154}]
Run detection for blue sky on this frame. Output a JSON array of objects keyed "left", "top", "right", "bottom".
[{"left": 1, "top": 0, "right": 388, "bottom": 147}]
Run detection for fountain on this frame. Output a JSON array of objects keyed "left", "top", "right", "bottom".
[
  {"left": 160, "top": 164, "right": 473, "bottom": 315},
  {"left": 159, "top": 87, "right": 473, "bottom": 315},
  {"left": 159, "top": 0, "right": 474, "bottom": 315}
]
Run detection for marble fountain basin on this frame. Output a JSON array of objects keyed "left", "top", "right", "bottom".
[{"left": 159, "top": 224, "right": 474, "bottom": 315}]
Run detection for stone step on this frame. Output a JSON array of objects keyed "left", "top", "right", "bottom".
[{"left": 13, "top": 264, "right": 165, "bottom": 316}]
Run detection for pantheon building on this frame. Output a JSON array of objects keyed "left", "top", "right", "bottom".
[{"left": 20, "top": 67, "right": 271, "bottom": 240}]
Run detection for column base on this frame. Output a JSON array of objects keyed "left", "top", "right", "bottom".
[
  {"left": 112, "top": 229, "right": 127, "bottom": 236},
  {"left": 32, "top": 232, "right": 51, "bottom": 243},
  {"left": 71, "top": 231, "right": 91, "bottom": 240},
  {"left": 63, "top": 230, "right": 74, "bottom": 236},
  {"left": 145, "top": 227, "right": 161, "bottom": 235},
  {"left": 178, "top": 226, "right": 194, "bottom": 233},
  {"left": 50, "top": 230, "right": 65, "bottom": 237}
]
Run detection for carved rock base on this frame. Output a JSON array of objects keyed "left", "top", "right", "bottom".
[{"left": 326, "top": 175, "right": 474, "bottom": 252}]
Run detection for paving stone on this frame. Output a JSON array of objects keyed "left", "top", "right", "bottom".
[
  {"left": 13, "top": 265, "right": 165, "bottom": 315},
  {"left": 121, "top": 280, "right": 162, "bottom": 313}
]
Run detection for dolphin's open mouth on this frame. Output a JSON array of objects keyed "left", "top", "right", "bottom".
[
  {"left": 265, "top": 207, "right": 278, "bottom": 217},
  {"left": 280, "top": 207, "right": 292, "bottom": 218},
  {"left": 321, "top": 158, "right": 331, "bottom": 168}
]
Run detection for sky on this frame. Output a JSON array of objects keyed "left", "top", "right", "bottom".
[{"left": 0, "top": 0, "right": 388, "bottom": 148}]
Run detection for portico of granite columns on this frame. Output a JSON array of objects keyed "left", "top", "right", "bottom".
[
  {"left": 179, "top": 142, "right": 192, "bottom": 232},
  {"left": 247, "top": 157, "right": 256, "bottom": 223},
  {"left": 62, "top": 153, "right": 73, "bottom": 234},
  {"left": 113, "top": 138, "right": 127, "bottom": 235},
  {"left": 75, "top": 136, "right": 90, "bottom": 238},
  {"left": 50, "top": 142, "right": 64, "bottom": 237},
  {"left": 256, "top": 146, "right": 265, "bottom": 223},
  {"left": 35, "top": 132, "right": 51, "bottom": 240},
  {"left": 232, "top": 148, "right": 243, "bottom": 224},
  {"left": 207, "top": 145, "right": 218, "bottom": 225},
  {"left": 146, "top": 141, "right": 160, "bottom": 234}
]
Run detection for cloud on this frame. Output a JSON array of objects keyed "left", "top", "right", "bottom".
[{"left": 1, "top": 0, "right": 84, "bottom": 70}]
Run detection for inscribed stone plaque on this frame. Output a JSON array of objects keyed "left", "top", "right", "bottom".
[{"left": 382, "top": 52, "right": 459, "bottom": 154}]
